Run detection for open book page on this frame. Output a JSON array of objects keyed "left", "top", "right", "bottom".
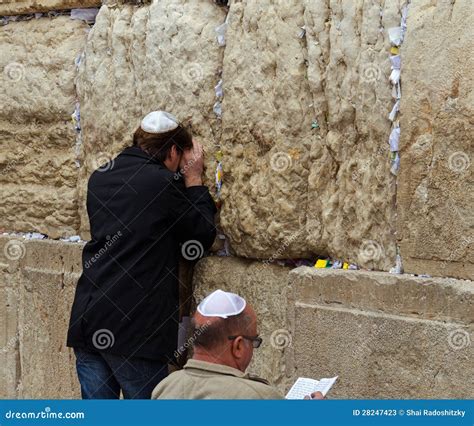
[{"left": 285, "top": 376, "right": 338, "bottom": 399}]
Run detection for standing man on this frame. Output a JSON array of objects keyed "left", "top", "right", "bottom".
[{"left": 67, "top": 111, "right": 217, "bottom": 399}]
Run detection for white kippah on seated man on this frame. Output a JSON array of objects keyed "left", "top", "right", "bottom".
[{"left": 151, "top": 290, "right": 323, "bottom": 400}]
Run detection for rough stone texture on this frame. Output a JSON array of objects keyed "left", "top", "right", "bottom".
[
  {"left": 287, "top": 267, "right": 474, "bottom": 398},
  {"left": 398, "top": 0, "right": 474, "bottom": 280},
  {"left": 0, "top": 236, "right": 21, "bottom": 398},
  {"left": 0, "top": 16, "right": 90, "bottom": 238},
  {"left": 0, "top": 1, "right": 100, "bottom": 16},
  {"left": 75, "top": 0, "right": 406, "bottom": 270},
  {"left": 1, "top": 251, "right": 473, "bottom": 398},
  {"left": 17, "top": 239, "right": 82, "bottom": 398},
  {"left": 0, "top": 1, "right": 471, "bottom": 279},
  {"left": 219, "top": 0, "right": 402, "bottom": 269},
  {"left": 193, "top": 256, "right": 291, "bottom": 393},
  {"left": 0, "top": 236, "right": 82, "bottom": 398},
  {"left": 76, "top": 1, "right": 226, "bottom": 239},
  {"left": 192, "top": 258, "right": 473, "bottom": 398}
]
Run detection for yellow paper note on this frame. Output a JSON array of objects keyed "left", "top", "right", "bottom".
[{"left": 315, "top": 259, "right": 328, "bottom": 268}]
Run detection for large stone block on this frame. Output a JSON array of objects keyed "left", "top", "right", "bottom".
[
  {"left": 287, "top": 267, "right": 474, "bottom": 398},
  {"left": 0, "top": 236, "right": 21, "bottom": 398},
  {"left": 0, "top": 16, "right": 90, "bottom": 237},
  {"left": 193, "top": 256, "right": 292, "bottom": 393},
  {"left": 219, "top": 0, "right": 400, "bottom": 268},
  {"left": 76, "top": 1, "right": 226, "bottom": 238},
  {"left": 0, "top": 1, "right": 100, "bottom": 16},
  {"left": 16, "top": 239, "right": 82, "bottom": 398},
  {"left": 0, "top": 237, "right": 83, "bottom": 398},
  {"left": 75, "top": 0, "right": 402, "bottom": 270},
  {"left": 397, "top": 0, "right": 473, "bottom": 280}
]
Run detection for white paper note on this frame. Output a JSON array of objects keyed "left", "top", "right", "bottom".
[{"left": 286, "top": 376, "right": 338, "bottom": 399}]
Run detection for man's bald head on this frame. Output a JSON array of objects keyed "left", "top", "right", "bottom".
[{"left": 192, "top": 305, "right": 256, "bottom": 351}]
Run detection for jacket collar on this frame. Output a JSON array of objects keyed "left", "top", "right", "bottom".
[
  {"left": 184, "top": 359, "right": 247, "bottom": 379},
  {"left": 120, "top": 146, "right": 165, "bottom": 167}
]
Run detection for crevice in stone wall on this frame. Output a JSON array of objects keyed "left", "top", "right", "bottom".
[{"left": 387, "top": 1, "right": 410, "bottom": 275}]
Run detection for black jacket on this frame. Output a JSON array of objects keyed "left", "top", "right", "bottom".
[{"left": 67, "top": 146, "right": 216, "bottom": 361}]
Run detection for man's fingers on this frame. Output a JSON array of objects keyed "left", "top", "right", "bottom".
[
  {"left": 310, "top": 391, "right": 324, "bottom": 400},
  {"left": 194, "top": 143, "right": 204, "bottom": 161}
]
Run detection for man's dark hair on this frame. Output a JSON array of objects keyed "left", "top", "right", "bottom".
[
  {"left": 133, "top": 125, "right": 193, "bottom": 163},
  {"left": 192, "top": 312, "right": 252, "bottom": 350}
]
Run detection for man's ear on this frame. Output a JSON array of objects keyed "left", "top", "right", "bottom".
[
  {"left": 168, "top": 144, "right": 178, "bottom": 160},
  {"left": 230, "top": 336, "right": 244, "bottom": 359}
]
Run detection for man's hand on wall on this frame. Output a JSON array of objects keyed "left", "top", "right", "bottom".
[{"left": 182, "top": 140, "right": 204, "bottom": 188}]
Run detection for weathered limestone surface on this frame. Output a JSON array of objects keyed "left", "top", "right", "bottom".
[
  {"left": 193, "top": 256, "right": 292, "bottom": 393},
  {"left": 398, "top": 0, "right": 474, "bottom": 280},
  {"left": 1, "top": 249, "right": 473, "bottom": 398},
  {"left": 0, "top": 16, "right": 90, "bottom": 238},
  {"left": 287, "top": 267, "right": 474, "bottom": 398},
  {"left": 0, "top": 1, "right": 100, "bottom": 16},
  {"left": 17, "top": 239, "right": 82, "bottom": 398},
  {"left": 220, "top": 0, "right": 400, "bottom": 270},
  {"left": 0, "top": 236, "right": 21, "bottom": 398},
  {"left": 1, "top": 1, "right": 471, "bottom": 278},
  {"left": 74, "top": 0, "right": 408, "bottom": 271},
  {"left": 0, "top": 236, "right": 81, "bottom": 398},
  {"left": 194, "top": 258, "right": 473, "bottom": 398},
  {"left": 76, "top": 1, "right": 226, "bottom": 238}
]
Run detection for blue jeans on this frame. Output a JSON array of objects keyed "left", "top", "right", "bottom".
[{"left": 74, "top": 347, "right": 168, "bottom": 399}]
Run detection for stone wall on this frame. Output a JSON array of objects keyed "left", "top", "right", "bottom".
[
  {"left": 220, "top": 0, "right": 400, "bottom": 267},
  {"left": 0, "top": 1, "right": 100, "bottom": 16},
  {"left": 75, "top": 0, "right": 401, "bottom": 270},
  {"left": 194, "top": 257, "right": 473, "bottom": 398},
  {"left": 0, "top": 15, "right": 90, "bottom": 238},
  {"left": 0, "top": 0, "right": 473, "bottom": 400},
  {"left": 1, "top": 242, "right": 472, "bottom": 399},
  {"left": 0, "top": 236, "right": 81, "bottom": 398},
  {"left": 397, "top": 0, "right": 474, "bottom": 280},
  {"left": 0, "top": 0, "right": 472, "bottom": 278}
]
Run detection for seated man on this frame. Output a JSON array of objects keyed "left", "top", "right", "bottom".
[{"left": 152, "top": 289, "right": 322, "bottom": 399}]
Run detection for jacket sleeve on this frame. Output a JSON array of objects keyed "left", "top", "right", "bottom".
[{"left": 165, "top": 177, "right": 217, "bottom": 250}]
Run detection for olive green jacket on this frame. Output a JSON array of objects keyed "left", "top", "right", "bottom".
[{"left": 151, "top": 359, "right": 283, "bottom": 399}]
